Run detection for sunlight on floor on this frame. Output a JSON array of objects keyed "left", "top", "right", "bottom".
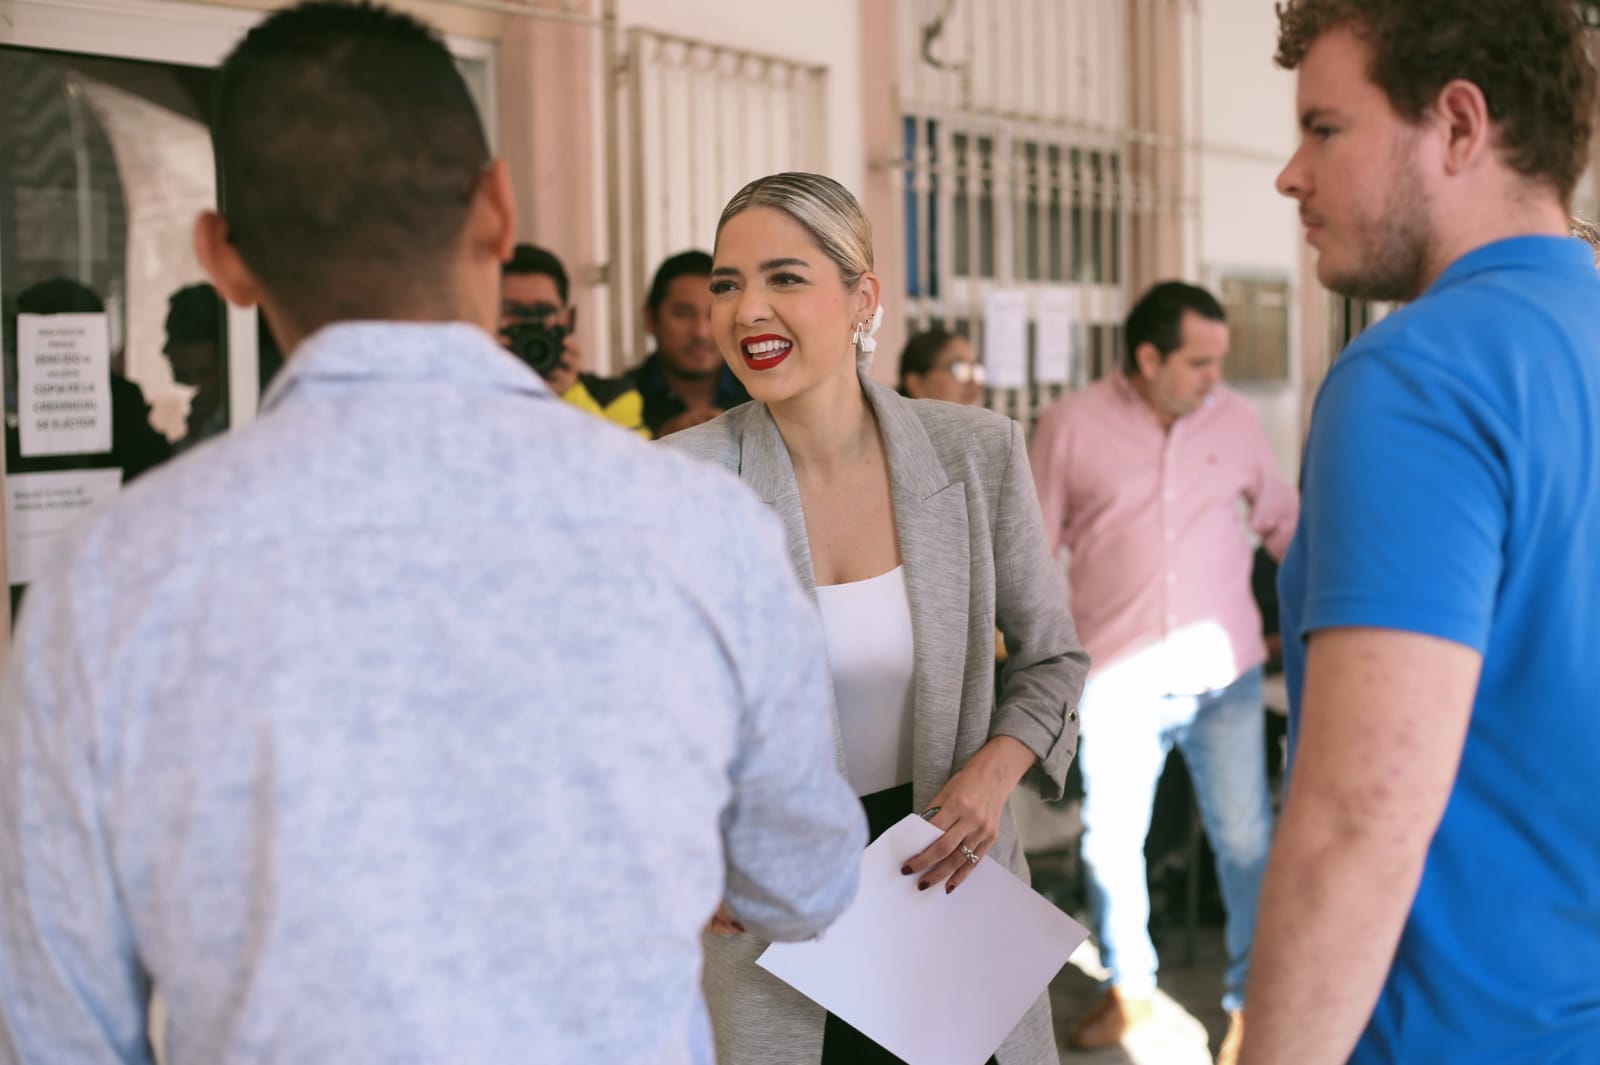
[{"left": 1052, "top": 937, "right": 1222, "bottom": 1065}]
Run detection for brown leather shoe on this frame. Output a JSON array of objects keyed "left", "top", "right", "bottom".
[
  {"left": 1067, "top": 988, "right": 1156, "bottom": 1049},
  {"left": 1215, "top": 1009, "right": 1245, "bottom": 1065}
]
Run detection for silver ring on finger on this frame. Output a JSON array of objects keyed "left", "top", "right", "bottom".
[{"left": 959, "top": 844, "right": 979, "bottom": 865}]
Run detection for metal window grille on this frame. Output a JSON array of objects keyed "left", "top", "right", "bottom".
[
  {"left": 611, "top": 27, "right": 827, "bottom": 366},
  {"left": 1327, "top": 296, "right": 1393, "bottom": 360},
  {"left": 896, "top": 0, "right": 1200, "bottom": 431}
]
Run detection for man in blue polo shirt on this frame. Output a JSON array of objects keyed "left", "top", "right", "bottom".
[{"left": 1240, "top": 2, "right": 1600, "bottom": 1064}]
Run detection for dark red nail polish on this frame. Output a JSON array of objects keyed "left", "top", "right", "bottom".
[
  {"left": 900, "top": 865, "right": 912, "bottom": 876},
  {"left": 732, "top": 923, "right": 746, "bottom": 933},
  {"left": 918, "top": 881, "right": 929, "bottom": 891},
  {"left": 945, "top": 882, "right": 956, "bottom": 894}
]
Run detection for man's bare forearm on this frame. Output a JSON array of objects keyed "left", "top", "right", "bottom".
[
  {"left": 1239, "top": 796, "right": 1427, "bottom": 1064},
  {"left": 1241, "top": 628, "right": 1479, "bottom": 1064}
]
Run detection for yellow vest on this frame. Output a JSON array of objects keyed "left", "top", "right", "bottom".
[{"left": 561, "top": 378, "right": 650, "bottom": 439}]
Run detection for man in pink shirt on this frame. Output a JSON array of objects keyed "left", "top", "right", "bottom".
[{"left": 1029, "top": 281, "right": 1298, "bottom": 1063}]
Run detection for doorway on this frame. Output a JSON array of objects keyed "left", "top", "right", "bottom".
[
  {"left": 0, "top": 3, "right": 497, "bottom": 620},
  {"left": 0, "top": 43, "right": 266, "bottom": 614}
]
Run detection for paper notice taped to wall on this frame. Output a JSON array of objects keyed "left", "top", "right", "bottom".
[
  {"left": 1034, "top": 288, "right": 1075, "bottom": 386},
  {"left": 17, "top": 313, "right": 113, "bottom": 458},
  {"left": 981, "top": 290, "right": 1030, "bottom": 390},
  {"left": 4, "top": 470, "right": 122, "bottom": 586}
]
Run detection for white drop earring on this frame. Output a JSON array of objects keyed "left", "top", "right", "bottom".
[{"left": 855, "top": 306, "right": 883, "bottom": 355}]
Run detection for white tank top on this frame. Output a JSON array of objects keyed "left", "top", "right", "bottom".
[{"left": 815, "top": 566, "right": 917, "bottom": 796}]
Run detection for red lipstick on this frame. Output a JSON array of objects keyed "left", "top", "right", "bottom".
[{"left": 739, "top": 333, "right": 793, "bottom": 371}]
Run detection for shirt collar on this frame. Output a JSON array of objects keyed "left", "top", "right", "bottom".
[
  {"left": 1109, "top": 368, "right": 1219, "bottom": 429},
  {"left": 636, "top": 352, "right": 747, "bottom": 407},
  {"left": 1111, "top": 371, "right": 1144, "bottom": 408},
  {"left": 261, "top": 321, "right": 550, "bottom": 413},
  {"left": 634, "top": 353, "right": 674, "bottom": 402},
  {"left": 1429, "top": 235, "right": 1596, "bottom": 296}
]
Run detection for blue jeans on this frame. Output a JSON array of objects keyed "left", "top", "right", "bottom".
[{"left": 1078, "top": 667, "right": 1272, "bottom": 1012}]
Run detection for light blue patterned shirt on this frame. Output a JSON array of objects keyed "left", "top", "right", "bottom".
[{"left": 0, "top": 322, "right": 865, "bottom": 1065}]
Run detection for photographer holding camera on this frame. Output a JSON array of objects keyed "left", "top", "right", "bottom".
[{"left": 501, "top": 243, "right": 646, "bottom": 435}]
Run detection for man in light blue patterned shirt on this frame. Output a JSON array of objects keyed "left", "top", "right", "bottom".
[{"left": 0, "top": 5, "right": 865, "bottom": 1063}]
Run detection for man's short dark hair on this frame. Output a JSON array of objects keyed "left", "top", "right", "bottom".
[
  {"left": 1274, "top": 0, "right": 1597, "bottom": 203},
  {"left": 1123, "top": 282, "right": 1227, "bottom": 375},
  {"left": 503, "top": 244, "right": 569, "bottom": 305},
  {"left": 7, "top": 281, "right": 104, "bottom": 352},
  {"left": 645, "top": 251, "right": 712, "bottom": 316},
  {"left": 165, "top": 284, "right": 224, "bottom": 348},
  {"left": 16, "top": 279, "right": 104, "bottom": 316},
  {"left": 214, "top": 1, "right": 490, "bottom": 330}
]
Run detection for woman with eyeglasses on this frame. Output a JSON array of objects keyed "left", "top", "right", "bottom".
[
  {"left": 898, "top": 328, "right": 987, "bottom": 405},
  {"left": 665, "top": 171, "right": 1088, "bottom": 1065}
]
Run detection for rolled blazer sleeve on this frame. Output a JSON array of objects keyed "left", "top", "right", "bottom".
[{"left": 989, "top": 421, "right": 1090, "bottom": 800}]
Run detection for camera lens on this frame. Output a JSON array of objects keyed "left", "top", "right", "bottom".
[{"left": 502, "top": 319, "right": 567, "bottom": 378}]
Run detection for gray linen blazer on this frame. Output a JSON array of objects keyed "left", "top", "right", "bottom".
[{"left": 666, "top": 373, "right": 1090, "bottom": 1065}]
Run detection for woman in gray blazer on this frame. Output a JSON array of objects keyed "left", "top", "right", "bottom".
[{"left": 666, "top": 172, "right": 1089, "bottom": 1065}]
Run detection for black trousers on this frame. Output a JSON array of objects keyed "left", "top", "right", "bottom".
[{"left": 817, "top": 783, "right": 1000, "bottom": 1065}]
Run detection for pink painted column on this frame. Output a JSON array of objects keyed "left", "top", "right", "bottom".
[
  {"left": 497, "top": 1, "right": 606, "bottom": 370},
  {"left": 858, "top": 0, "right": 906, "bottom": 386}
]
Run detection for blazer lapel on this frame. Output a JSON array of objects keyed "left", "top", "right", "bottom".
[
  {"left": 735, "top": 404, "right": 846, "bottom": 766},
  {"left": 861, "top": 378, "right": 971, "bottom": 809},
  {"left": 735, "top": 404, "right": 817, "bottom": 597}
]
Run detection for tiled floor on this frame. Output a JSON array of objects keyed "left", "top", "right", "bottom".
[
  {"left": 1020, "top": 787, "right": 1233, "bottom": 1065},
  {"left": 1049, "top": 930, "right": 1230, "bottom": 1065}
]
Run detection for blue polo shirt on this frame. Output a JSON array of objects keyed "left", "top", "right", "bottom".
[{"left": 1280, "top": 236, "right": 1600, "bottom": 1064}]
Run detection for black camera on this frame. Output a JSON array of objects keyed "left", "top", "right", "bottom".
[{"left": 501, "top": 316, "right": 569, "bottom": 378}]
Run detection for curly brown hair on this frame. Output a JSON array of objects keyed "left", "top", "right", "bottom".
[{"left": 1274, "top": 0, "right": 1598, "bottom": 202}]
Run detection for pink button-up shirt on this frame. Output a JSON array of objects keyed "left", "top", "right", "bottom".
[{"left": 1029, "top": 375, "right": 1298, "bottom": 694}]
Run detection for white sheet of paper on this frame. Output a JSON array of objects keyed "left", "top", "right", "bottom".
[
  {"left": 4, "top": 470, "right": 122, "bottom": 586},
  {"left": 1034, "top": 288, "right": 1075, "bottom": 386},
  {"left": 758, "top": 814, "right": 1089, "bottom": 1065},
  {"left": 981, "top": 290, "right": 1030, "bottom": 390},
  {"left": 16, "top": 313, "right": 113, "bottom": 457}
]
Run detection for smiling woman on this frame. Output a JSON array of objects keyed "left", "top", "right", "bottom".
[
  {"left": 707, "top": 173, "right": 877, "bottom": 403},
  {"left": 665, "top": 172, "right": 1090, "bottom": 1065}
]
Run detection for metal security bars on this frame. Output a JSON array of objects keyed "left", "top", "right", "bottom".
[
  {"left": 612, "top": 27, "right": 827, "bottom": 365},
  {"left": 896, "top": 0, "right": 1201, "bottom": 429}
]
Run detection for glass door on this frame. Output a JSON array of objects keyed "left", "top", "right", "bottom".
[
  {"left": 0, "top": 4, "right": 497, "bottom": 644},
  {"left": 0, "top": 44, "right": 273, "bottom": 617}
]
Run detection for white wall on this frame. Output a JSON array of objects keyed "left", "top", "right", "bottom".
[
  {"left": 1196, "top": 0, "right": 1305, "bottom": 480},
  {"left": 1578, "top": 164, "right": 1599, "bottom": 223},
  {"left": 613, "top": 0, "right": 865, "bottom": 200}
]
